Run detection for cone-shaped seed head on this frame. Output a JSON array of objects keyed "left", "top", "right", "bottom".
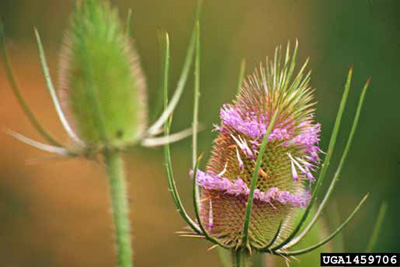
[
  {"left": 59, "top": 0, "right": 147, "bottom": 146},
  {"left": 193, "top": 44, "right": 321, "bottom": 249}
]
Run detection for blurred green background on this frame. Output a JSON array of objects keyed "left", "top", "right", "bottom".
[{"left": 0, "top": 0, "right": 399, "bottom": 266}]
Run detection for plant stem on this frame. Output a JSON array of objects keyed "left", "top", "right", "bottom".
[
  {"left": 104, "top": 149, "right": 133, "bottom": 267},
  {"left": 232, "top": 249, "right": 249, "bottom": 267}
]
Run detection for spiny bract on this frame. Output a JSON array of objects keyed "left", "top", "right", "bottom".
[
  {"left": 192, "top": 43, "right": 321, "bottom": 249},
  {"left": 59, "top": 0, "right": 147, "bottom": 147}
]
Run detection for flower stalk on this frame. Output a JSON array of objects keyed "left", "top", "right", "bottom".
[
  {"left": 232, "top": 249, "right": 250, "bottom": 267},
  {"left": 104, "top": 149, "right": 132, "bottom": 267}
]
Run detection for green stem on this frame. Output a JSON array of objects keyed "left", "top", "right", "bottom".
[
  {"left": 104, "top": 149, "right": 133, "bottom": 267},
  {"left": 232, "top": 249, "right": 249, "bottom": 267}
]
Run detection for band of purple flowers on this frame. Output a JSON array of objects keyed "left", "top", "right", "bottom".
[
  {"left": 217, "top": 106, "right": 321, "bottom": 160},
  {"left": 191, "top": 170, "right": 311, "bottom": 208}
]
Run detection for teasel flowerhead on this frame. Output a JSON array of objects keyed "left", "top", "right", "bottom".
[
  {"left": 164, "top": 20, "right": 369, "bottom": 267},
  {"left": 192, "top": 43, "right": 321, "bottom": 249},
  {"left": 0, "top": 0, "right": 196, "bottom": 158},
  {"left": 59, "top": 0, "right": 147, "bottom": 148}
]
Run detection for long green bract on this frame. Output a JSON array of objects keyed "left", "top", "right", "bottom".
[
  {"left": 241, "top": 110, "right": 279, "bottom": 247},
  {"left": 34, "top": 29, "right": 83, "bottom": 145},
  {"left": 271, "top": 68, "right": 354, "bottom": 251},
  {"left": 162, "top": 32, "right": 202, "bottom": 235}
]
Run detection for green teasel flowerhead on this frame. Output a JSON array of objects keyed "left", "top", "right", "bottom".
[
  {"left": 192, "top": 43, "right": 321, "bottom": 249},
  {"left": 1, "top": 0, "right": 198, "bottom": 157},
  {"left": 59, "top": 0, "right": 147, "bottom": 147}
]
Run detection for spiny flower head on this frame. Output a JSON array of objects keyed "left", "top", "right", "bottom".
[
  {"left": 0, "top": 0, "right": 196, "bottom": 159},
  {"left": 59, "top": 0, "right": 147, "bottom": 147},
  {"left": 192, "top": 43, "right": 321, "bottom": 249}
]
